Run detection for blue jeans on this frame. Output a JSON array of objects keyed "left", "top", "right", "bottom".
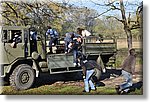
[
  {"left": 64, "top": 41, "right": 69, "bottom": 52},
  {"left": 120, "top": 70, "right": 133, "bottom": 92},
  {"left": 73, "top": 49, "right": 78, "bottom": 64},
  {"left": 84, "top": 69, "right": 95, "bottom": 92}
]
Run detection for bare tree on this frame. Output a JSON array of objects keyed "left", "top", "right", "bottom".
[{"left": 91, "top": 0, "right": 142, "bottom": 49}]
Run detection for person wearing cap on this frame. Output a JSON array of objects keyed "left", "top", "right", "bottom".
[{"left": 115, "top": 48, "right": 136, "bottom": 94}]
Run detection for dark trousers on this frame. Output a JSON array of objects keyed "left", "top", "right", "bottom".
[
  {"left": 49, "top": 37, "right": 58, "bottom": 52},
  {"left": 30, "top": 40, "right": 37, "bottom": 52}
]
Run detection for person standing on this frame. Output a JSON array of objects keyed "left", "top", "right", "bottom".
[
  {"left": 46, "top": 26, "right": 59, "bottom": 54},
  {"left": 115, "top": 48, "right": 136, "bottom": 94}
]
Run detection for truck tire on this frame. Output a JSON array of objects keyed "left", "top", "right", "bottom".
[{"left": 10, "top": 64, "right": 35, "bottom": 90}]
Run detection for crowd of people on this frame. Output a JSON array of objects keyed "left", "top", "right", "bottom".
[
  {"left": 45, "top": 26, "right": 91, "bottom": 67},
  {"left": 45, "top": 26, "right": 137, "bottom": 94}
]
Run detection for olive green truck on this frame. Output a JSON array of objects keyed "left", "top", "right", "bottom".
[{"left": 0, "top": 26, "right": 117, "bottom": 90}]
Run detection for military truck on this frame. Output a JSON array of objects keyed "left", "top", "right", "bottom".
[{"left": 0, "top": 26, "right": 117, "bottom": 90}]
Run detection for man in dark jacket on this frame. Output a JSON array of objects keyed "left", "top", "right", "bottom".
[
  {"left": 116, "top": 48, "right": 136, "bottom": 94},
  {"left": 77, "top": 52, "right": 101, "bottom": 92}
]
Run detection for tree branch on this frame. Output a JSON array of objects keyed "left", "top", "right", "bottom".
[
  {"left": 106, "top": 16, "right": 124, "bottom": 23},
  {"left": 130, "top": 24, "right": 140, "bottom": 30},
  {"left": 92, "top": 8, "right": 112, "bottom": 19},
  {"left": 5, "top": 2, "right": 18, "bottom": 18},
  {"left": 1, "top": 14, "right": 16, "bottom": 25}
]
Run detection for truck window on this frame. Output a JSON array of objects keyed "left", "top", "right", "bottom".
[{"left": 2, "top": 30, "right": 22, "bottom": 43}]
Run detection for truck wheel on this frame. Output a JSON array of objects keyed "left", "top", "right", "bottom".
[{"left": 10, "top": 64, "right": 35, "bottom": 90}]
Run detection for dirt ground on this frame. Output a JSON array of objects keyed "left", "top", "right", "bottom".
[
  {"left": 49, "top": 72, "right": 142, "bottom": 90},
  {"left": 34, "top": 65, "right": 143, "bottom": 90}
]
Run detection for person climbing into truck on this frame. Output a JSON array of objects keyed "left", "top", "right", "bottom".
[
  {"left": 77, "top": 51, "right": 101, "bottom": 93},
  {"left": 68, "top": 36, "right": 82, "bottom": 67},
  {"left": 46, "top": 26, "right": 59, "bottom": 54}
]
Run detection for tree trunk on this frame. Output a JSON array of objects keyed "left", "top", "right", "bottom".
[
  {"left": 120, "top": 0, "right": 132, "bottom": 49},
  {"left": 125, "top": 27, "right": 132, "bottom": 49}
]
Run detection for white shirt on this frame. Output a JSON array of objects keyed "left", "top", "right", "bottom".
[{"left": 82, "top": 30, "right": 91, "bottom": 37}]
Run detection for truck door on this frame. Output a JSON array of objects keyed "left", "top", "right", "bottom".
[{"left": 1, "top": 29, "right": 25, "bottom": 64}]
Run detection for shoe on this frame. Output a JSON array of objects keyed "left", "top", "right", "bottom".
[
  {"left": 89, "top": 87, "right": 96, "bottom": 91},
  {"left": 120, "top": 90, "right": 128, "bottom": 95},
  {"left": 73, "top": 63, "right": 77, "bottom": 67},
  {"left": 77, "top": 63, "right": 81, "bottom": 67},
  {"left": 82, "top": 90, "right": 89, "bottom": 93},
  {"left": 115, "top": 85, "right": 121, "bottom": 94},
  {"left": 91, "top": 88, "right": 96, "bottom": 91}
]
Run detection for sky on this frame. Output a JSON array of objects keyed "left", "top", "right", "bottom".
[
  {"left": 0, "top": 0, "right": 143, "bottom": 22},
  {"left": 5, "top": 0, "right": 142, "bottom": 14},
  {"left": 50, "top": 0, "right": 143, "bottom": 17}
]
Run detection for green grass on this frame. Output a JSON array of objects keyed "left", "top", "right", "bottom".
[
  {"left": 1, "top": 85, "right": 142, "bottom": 95},
  {"left": 115, "top": 48, "right": 143, "bottom": 68},
  {"left": 1, "top": 48, "right": 143, "bottom": 95}
]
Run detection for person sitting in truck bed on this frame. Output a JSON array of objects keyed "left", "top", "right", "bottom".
[{"left": 46, "top": 26, "right": 59, "bottom": 54}]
